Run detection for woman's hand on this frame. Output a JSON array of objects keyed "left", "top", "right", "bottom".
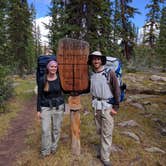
[{"left": 37, "top": 112, "right": 41, "bottom": 121}]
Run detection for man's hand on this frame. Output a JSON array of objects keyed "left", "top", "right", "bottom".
[{"left": 110, "top": 108, "right": 117, "bottom": 116}]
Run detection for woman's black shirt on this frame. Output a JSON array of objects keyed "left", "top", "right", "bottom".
[{"left": 37, "top": 76, "right": 64, "bottom": 112}]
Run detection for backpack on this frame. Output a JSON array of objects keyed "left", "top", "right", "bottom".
[
  {"left": 104, "top": 56, "right": 126, "bottom": 104},
  {"left": 36, "top": 54, "right": 56, "bottom": 85}
]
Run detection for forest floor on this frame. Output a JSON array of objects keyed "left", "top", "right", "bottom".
[{"left": 0, "top": 72, "right": 165, "bottom": 166}]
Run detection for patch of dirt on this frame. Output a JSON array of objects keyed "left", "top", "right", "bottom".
[{"left": 0, "top": 96, "right": 36, "bottom": 166}]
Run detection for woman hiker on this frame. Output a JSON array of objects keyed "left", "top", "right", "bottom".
[{"left": 37, "top": 60, "right": 65, "bottom": 158}]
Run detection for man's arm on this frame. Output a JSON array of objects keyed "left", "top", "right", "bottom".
[{"left": 109, "top": 70, "right": 121, "bottom": 111}]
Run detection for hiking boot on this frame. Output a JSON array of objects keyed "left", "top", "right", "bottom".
[
  {"left": 101, "top": 160, "right": 112, "bottom": 166},
  {"left": 96, "top": 145, "right": 100, "bottom": 159},
  {"left": 97, "top": 154, "right": 101, "bottom": 159},
  {"left": 51, "top": 149, "right": 56, "bottom": 154},
  {"left": 40, "top": 153, "right": 50, "bottom": 159}
]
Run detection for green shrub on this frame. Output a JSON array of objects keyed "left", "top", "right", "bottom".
[{"left": 0, "top": 65, "right": 13, "bottom": 112}]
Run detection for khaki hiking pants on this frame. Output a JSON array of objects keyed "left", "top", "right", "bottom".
[
  {"left": 41, "top": 104, "right": 64, "bottom": 156},
  {"left": 94, "top": 109, "right": 114, "bottom": 162}
]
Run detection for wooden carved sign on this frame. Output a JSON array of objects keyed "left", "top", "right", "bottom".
[{"left": 57, "top": 38, "right": 89, "bottom": 94}]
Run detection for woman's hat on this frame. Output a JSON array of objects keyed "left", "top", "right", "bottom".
[{"left": 88, "top": 51, "right": 106, "bottom": 65}]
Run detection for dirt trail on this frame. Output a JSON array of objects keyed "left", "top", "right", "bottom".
[{"left": 0, "top": 96, "right": 36, "bottom": 166}]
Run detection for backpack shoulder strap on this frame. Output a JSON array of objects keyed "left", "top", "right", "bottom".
[{"left": 103, "top": 67, "right": 111, "bottom": 82}]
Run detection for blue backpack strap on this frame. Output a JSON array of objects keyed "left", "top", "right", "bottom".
[
  {"left": 113, "top": 59, "right": 122, "bottom": 78},
  {"left": 103, "top": 68, "right": 111, "bottom": 83}
]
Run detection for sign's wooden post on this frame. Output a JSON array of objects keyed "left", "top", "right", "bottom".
[{"left": 68, "top": 95, "right": 81, "bottom": 155}]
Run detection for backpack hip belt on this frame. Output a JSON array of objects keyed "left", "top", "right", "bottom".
[{"left": 92, "top": 96, "right": 113, "bottom": 102}]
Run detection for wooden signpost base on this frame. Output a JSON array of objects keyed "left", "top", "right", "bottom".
[
  {"left": 68, "top": 95, "right": 81, "bottom": 156},
  {"left": 70, "top": 110, "right": 80, "bottom": 156}
]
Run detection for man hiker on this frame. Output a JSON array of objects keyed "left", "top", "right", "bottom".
[{"left": 88, "top": 51, "right": 120, "bottom": 166}]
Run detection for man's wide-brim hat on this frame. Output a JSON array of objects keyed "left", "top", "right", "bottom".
[{"left": 88, "top": 51, "right": 106, "bottom": 65}]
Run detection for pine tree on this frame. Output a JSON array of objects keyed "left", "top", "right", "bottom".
[
  {"left": 49, "top": 0, "right": 113, "bottom": 55},
  {"left": 0, "top": 0, "right": 8, "bottom": 65},
  {"left": 113, "top": 0, "right": 121, "bottom": 43},
  {"left": 112, "top": 0, "right": 124, "bottom": 58},
  {"left": 7, "top": 0, "right": 35, "bottom": 76},
  {"left": 36, "top": 25, "right": 42, "bottom": 56},
  {"left": 63, "top": 0, "right": 85, "bottom": 39},
  {"left": 48, "top": 0, "right": 67, "bottom": 53},
  {"left": 144, "top": 0, "right": 164, "bottom": 47},
  {"left": 0, "top": 0, "right": 14, "bottom": 110},
  {"left": 26, "top": 2, "right": 37, "bottom": 73},
  {"left": 119, "top": 0, "right": 139, "bottom": 60},
  {"left": 31, "top": 3, "right": 42, "bottom": 59},
  {"left": 83, "top": 0, "right": 113, "bottom": 54},
  {"left": 156, "top": 6, "right": 166, "bottom": 69}
]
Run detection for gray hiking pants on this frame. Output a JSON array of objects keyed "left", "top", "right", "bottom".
[
  {"left": 94, "top": 109, "right": 114, "bottom": 162},
  {"left": 41, "top": 104, "right": 64, "bottom": 156}
]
